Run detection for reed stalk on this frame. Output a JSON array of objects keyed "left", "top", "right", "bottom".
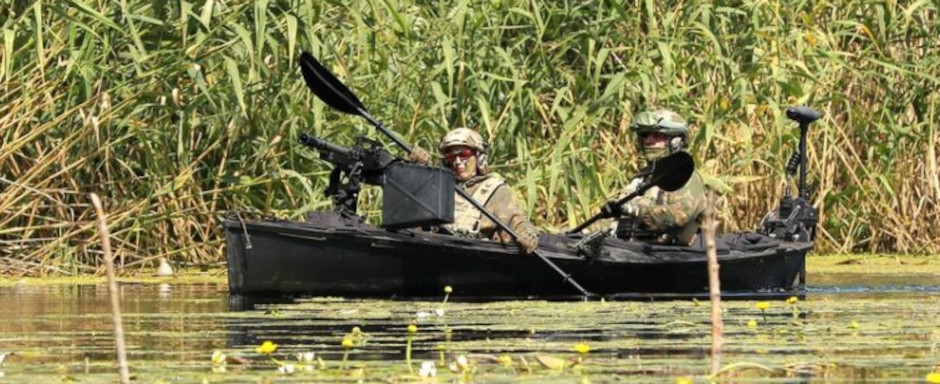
[
  {"left": 89, "top": 193, "right": 130, "bottom": 384},
  {"left": 704, "top": 189, "right": 722, "bottom": 374}
]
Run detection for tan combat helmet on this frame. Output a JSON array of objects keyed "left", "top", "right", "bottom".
[
  {"left": 438, "top": 128, "right": 489, "bottom": 174},
  {"left": 630, "top": 109, "right": 690, "bottom": 161}
]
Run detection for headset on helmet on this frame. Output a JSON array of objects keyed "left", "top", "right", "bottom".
[{"left": 439, "top": 128, "right": 489, "bottom": 174}]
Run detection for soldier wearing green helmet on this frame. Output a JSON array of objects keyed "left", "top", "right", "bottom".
[{"left": 598, "top": 109, "right": 707, "bottom": 245}]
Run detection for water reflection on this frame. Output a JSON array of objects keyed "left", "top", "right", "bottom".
[{"left": 0, "top": 275, "right": 937, "bottom": 382}]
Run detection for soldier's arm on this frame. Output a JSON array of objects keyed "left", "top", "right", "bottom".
[{"left": 486, "top": 185, "right": 539, "bottom": 252}]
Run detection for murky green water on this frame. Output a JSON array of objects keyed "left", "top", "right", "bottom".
[{"left": 0, "top": 276, "right": 938, "bottom": 383}]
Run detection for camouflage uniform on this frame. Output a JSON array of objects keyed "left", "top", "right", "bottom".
[
  {"left": 613, "top": 110, "right": 706, "bottom": 245},
  {"left": 616, "top": 169, "right": 706, "bottom": 245},
  {"left": 410, "top": 128, "right": 539, "bottom": 253}
]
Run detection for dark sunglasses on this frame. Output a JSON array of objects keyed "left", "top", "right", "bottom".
[{"left": 444, "top": 149, "right": 475, "bottom": 164}]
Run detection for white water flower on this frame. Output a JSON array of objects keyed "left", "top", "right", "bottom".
[
  {"left": 416, "top": 311, "right": 431, "bottom": 319},
  {"left": 419, "top": 361, "right": 436, "bottom": 378},
  {"left": 434, "top": 309, "right": 445, "bottom": 317},
  {"left": 296, "top": 351, "right": 315, "bottom": 362},
  {"left": 277, "top": 363, "right": 295, "bottom": 375},
  {"left": 449, "top": 355, "right": 470, "bottom": 373},
  {"left": 211, "top": 350, "right": 226, "bottom": 366}
]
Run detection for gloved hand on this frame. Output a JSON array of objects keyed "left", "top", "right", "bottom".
[
  {"left": 408, "top": 147, "right": 430, "bottom": 164},
  {"left": 599, "top": 200, "right": 623, "bottom": 218},
  {"left": 515, "top": 230, "right": 539, "bottom": 254},
  {"left": 494, "top": 228, "right": 539, "bottom": 254}
]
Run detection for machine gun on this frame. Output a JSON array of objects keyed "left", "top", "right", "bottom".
[
  {"left": 759, "top": 107, "right": 821, "bottom": 243},
  {"left": 299, "top": 133, "right": 397, "bottom": 216}
]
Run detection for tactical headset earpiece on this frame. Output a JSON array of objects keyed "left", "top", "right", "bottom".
[
  {"left": 476, "top": 143, "right": 489, "bottom": 174},
  {"left": 668, "top": 136, "right": 685, "bottom": 154}
]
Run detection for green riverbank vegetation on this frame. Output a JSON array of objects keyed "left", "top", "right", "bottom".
[{"left": 1, "top": 1, "right": 938, "bottom": 275}]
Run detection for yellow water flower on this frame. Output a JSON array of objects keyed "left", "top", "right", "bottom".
[
  {"left": 408, "top": 324, "right": 418, "bottom": 335},
  {"left": 444, "top": 285, "right": 453, "bottom": 294},
  {"left": 755, "top": 301, "right": 770, "bottom": 310},
  {"left": 849, "top": 320, "right": 860, "bottom": 329},
  {"left": 675, "top": 376, "right": 693, "bottom": 384},
  {"left": 786, "top": 296, "right": 799, "bottom": 305},
  {"left": 573, "top": 343, "right": 591, "bottom": 354},
  {"left": 256, "top": 341, "right": 278, "bottom": 354},
  {"left": 497, "top": 354, "right": 513, "bottom": 366},
  {"left": 342, "top": 337, "right": 355, "bottom": 349},
  {"left": 926, "top": 372, "right": 940, "bottom": 383},
  {"left": 747, "top": 319, "right": 758, "bottom": 328}
]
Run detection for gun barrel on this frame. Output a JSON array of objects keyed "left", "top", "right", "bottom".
[{"left": 299, "top": 133, "right": 352, "bottom": 157}]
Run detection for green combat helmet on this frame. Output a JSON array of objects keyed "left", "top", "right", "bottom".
[{"left": 630, "top": 109, "right": 689, "bottom": 162}]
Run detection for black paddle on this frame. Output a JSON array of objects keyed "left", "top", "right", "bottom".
[
  {"left": 299, "top": 52, "right": 412, "bottom": 152},
  {"left": 298, "top": 52, "right": 595, "bottom": 298},
  {"left": 567, "top": 152, "right": 695, "bottom": 234}
]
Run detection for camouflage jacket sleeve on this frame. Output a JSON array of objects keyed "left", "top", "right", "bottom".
[
  {"left": 630, "top": 172, "right": 706, "bottom": 232},
  {"left": 483, "top": 184, "right": 539, "bottom": 246}
]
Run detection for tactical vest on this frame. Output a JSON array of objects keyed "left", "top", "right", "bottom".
[{"left": 444, "top": 175, "right": 505, "bottom": 236}]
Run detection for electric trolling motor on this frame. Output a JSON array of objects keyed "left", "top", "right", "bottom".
[{"left": 759, "top": 106, "right": 821, "bottom": 242}]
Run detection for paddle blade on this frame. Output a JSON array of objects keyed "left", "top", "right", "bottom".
[
  {"left": 299, "top": 52, "right": 367, "bottom": 115},
  {"left": 649, "top": 152, "right": 695, "bottom": 192}
]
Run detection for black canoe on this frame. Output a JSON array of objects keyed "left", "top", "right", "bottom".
[{"left": 224, "top": 211, "right": 811, "bottom": 298}]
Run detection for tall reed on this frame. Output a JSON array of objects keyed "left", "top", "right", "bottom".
[{"left": 1, "top": 1, "right": 937, "bottom": 274}]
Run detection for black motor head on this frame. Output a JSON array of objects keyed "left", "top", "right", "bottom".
[{"left": 786, "top": 106, "right": 822, "bottom": 125}]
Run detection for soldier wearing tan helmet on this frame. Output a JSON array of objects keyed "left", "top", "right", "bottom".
[
  {"left": 409, "top": 128, "right": 539, "bottom": 254},
  {"left": 598, "top": 109, "right": 706, "bottom": 245}
]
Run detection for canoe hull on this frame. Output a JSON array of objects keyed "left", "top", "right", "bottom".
[{"left": 225, "top": 213, "right": 811, "bottom": 298}]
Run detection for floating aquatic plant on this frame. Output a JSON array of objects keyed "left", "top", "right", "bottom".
[
  {"left": 341, "top": 337, "right": 355, "bottom": 370},
  {"left": 255, "top": 341, "right": 277, "bottom": 355},
  {"left": 756, "top": 302, "right": 770, "bottom": 321},
  {"left": 926, "top": 372, "right": 940, "bottom": 384},
  {"left": 210, "top": 350, "right": 226, "bottom": 373},
  {"left": 276, "top": 363, "right": 295, "bottom": 375},
  {"left": 573, "top": 343, "right": 591, "bottom": 355},
  {"left": 295, "top": 352, "right": 316, "bottom": 372},
  {"left": 406, "top": 324, "right": 418, "bottom": 374},
  {"left": 418, "top": 361, "right": 436, "bottom": 379}
]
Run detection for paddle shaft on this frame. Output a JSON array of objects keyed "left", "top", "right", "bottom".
[
  {"left": 455, "top": 187, "right": 594, "bottom": 297},
  {"left": 567, "top": 184, "right": 650, "bottom": 234},
  {"left": 362, "top": 109, "right": 412, "bottom": 153}
]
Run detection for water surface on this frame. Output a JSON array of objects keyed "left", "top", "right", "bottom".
[{"left": 0, "top": 275, "right": 937, "bottom": 383}]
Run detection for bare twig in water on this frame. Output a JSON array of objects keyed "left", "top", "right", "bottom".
[
  {"left": 704, "top": 189, "right": 723, "bottom": 374},
  {"left": 89, "top": 193, "right": 130, "bottom": 384}
]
